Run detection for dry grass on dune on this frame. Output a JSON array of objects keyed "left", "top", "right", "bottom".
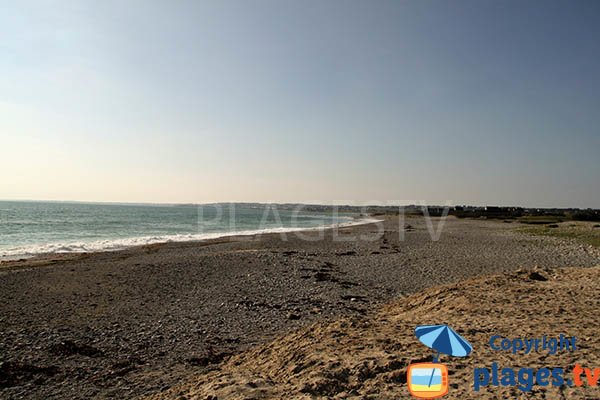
[{"left": 151, "top": 265, "right": 600, "bottom": 399}]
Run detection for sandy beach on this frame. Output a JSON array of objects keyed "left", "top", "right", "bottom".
[{"left": 1, "top": 216, "right": 598, "bottom": 399}]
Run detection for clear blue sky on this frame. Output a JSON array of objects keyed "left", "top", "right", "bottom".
[{"left": 1, "top": 0, "right": 599, "bottom": 207}]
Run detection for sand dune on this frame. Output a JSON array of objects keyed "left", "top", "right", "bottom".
[{"left": 152, "top": 265, "right": 600, "bottom": 399}]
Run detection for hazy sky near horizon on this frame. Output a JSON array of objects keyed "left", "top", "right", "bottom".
[{"left": 1, "top": 1, "right": 599, "bottom": 208}]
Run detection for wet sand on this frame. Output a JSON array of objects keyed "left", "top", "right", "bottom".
[{"left": 0, "top": 216, "right": 598, "bottom": 399}]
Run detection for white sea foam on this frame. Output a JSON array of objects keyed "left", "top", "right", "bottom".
[{"left": 0, "top": 218, "right": 382, "bottom": 261}]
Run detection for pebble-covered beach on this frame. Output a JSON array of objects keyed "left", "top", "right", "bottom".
[{"left": 1, "top": 216, "right": 598, "bottom": 399}]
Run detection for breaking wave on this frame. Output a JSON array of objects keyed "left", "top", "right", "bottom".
[{"left": 0, "top": 218, "right": 381, "bottom": 261}]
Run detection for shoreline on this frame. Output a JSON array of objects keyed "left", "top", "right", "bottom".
[
  {"left": 1, "top": 216, "right": 598, "bottom": 399},
  {"left": 0, "top": 216, "right": 383, "bottom": 269}
]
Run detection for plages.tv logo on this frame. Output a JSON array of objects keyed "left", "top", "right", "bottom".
[{"left": 407, "top": 324, "right": 473, "bottom": 399}]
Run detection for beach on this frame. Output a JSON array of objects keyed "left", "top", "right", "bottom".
[
  {"left": 1, "top": 216, "right": 598, "bottom": 399},
  {"left": 154, "top": 265, "right": 600, "bottom": 399},
  {"left": 4, "top": 0, "right": 599, "bottom": 398}
]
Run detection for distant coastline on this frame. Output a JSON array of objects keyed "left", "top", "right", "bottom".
[
  {"left": 2, "top": 199, "right": 599, "bottom": 262},
  {"left": 0, "top": 202, "right": 377, "bottom": 263}
]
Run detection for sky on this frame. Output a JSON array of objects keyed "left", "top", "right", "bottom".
[{"left": 1, "top": 0, "right": 599, "bottom": 208}]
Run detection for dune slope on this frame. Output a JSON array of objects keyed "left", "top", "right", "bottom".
[{"left": 152, "top": 266, "right": 600, "bottom": 399}]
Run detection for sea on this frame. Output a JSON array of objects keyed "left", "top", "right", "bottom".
[{"left": 0, "top": 200, "right": 364, "bottom": 260}]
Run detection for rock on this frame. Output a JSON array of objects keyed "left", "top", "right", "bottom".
[
  {"left": 186, "top": 350, "right": 229, "bottom": 367},
  {"left": 0, "top": 361, "right": 59, "bottom": 388},
  {"left": 48, "top": 340, "right": 103, "bottom": 357},
  {"left": 314, "top": 272, "right": 332, "bottom": 282},
  {"left": 528, "top": 271, "right": 548, "bottom": 281}
]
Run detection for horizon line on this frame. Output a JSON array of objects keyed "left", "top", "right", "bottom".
[{"left": 0, "top": 198, "right": 597, "bottom": 210}]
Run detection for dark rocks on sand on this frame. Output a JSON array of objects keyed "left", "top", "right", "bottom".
[{"left": 528, "top": 271, "right": 548, "bottom": 281}]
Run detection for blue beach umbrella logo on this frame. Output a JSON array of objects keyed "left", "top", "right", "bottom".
[{"left": 415, "top": 324, "right": 473, "bottom": 361}]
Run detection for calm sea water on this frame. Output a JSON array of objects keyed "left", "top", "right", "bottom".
[{"left": 0, "top": 201, "right": 359, "bottom": 259}]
